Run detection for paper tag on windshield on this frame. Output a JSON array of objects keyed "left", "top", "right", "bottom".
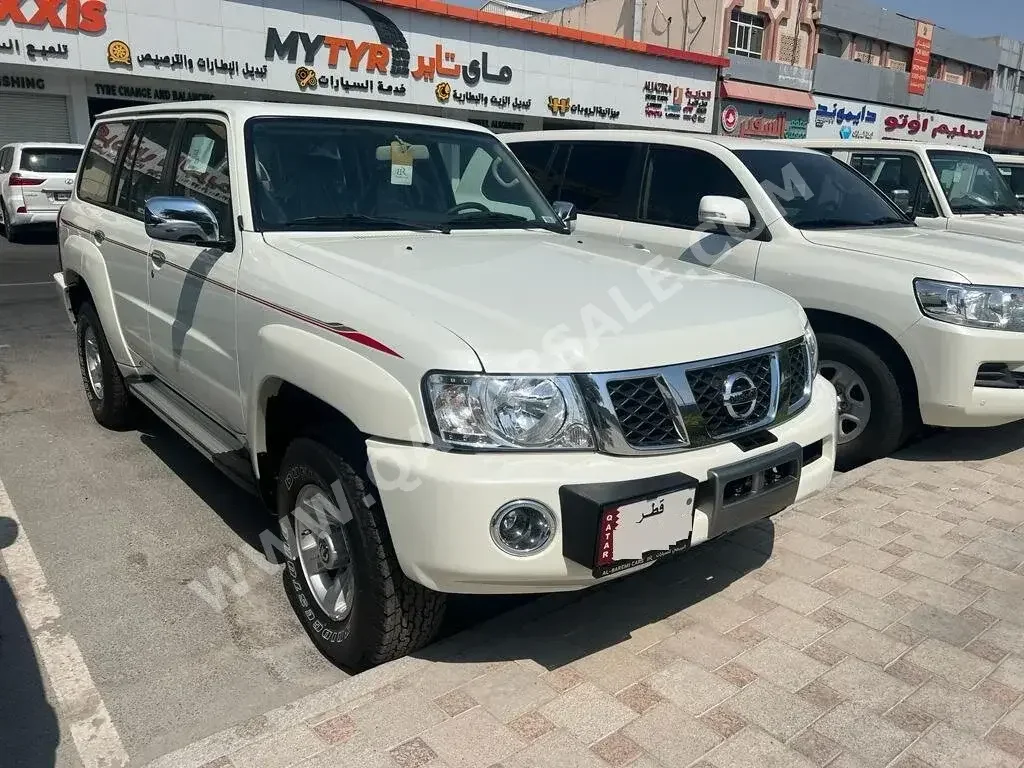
[{"left": 390, "top": 141, "right": 413, "bottom": 186}]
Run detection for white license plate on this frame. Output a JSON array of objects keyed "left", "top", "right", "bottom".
[
  {"left": 595, "top": 487, "right": 695, "bottom": 575},
  {"left": 54, "top": 192, "right": 71, "bottom": 202}
]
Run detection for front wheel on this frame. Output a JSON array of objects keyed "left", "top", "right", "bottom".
[
  {"left": 817, "top": 333, "right": 912, "bottom": 470},
  {"left": 278, "top": 438, "right": 446, "bottom": 670}
]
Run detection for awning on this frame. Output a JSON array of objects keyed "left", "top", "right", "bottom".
[{"left": 720, "top": 80, "right": 815, "bottom": 110}]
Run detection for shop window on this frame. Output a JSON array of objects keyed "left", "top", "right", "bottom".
[
  {"left": 818, "top": 29, "right": 843, "bottom": 58},
  {"left": 641, "top": 146, "right": 749, "bottom": 229},
  {"left": 78, "top": 120, "right": 131, "bottom": 206},
  {"left": 849, "top": 152, "right": 938, "bottom": 218},
  {"left": 172, "top": 121, "right": 233, "bottom": 237},
  {"left": 728, "top": 10, "right": 765, "bottom": 59},
  {"left": 559, "top": 141, "right": 641, "bottom": 218},
  {"left": 115, "top": 120, "right": 177, "bottom": 219}
]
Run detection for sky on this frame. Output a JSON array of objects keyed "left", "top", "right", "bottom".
[{"left": 875, "top": 0, "right": 1024, "bottom": 40}]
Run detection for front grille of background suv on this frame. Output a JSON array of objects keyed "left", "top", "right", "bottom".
[{"left": 578, "top": 338, "right": 814, "bottom": 456}]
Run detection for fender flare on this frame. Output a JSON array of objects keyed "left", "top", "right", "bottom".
[
  {"left": 63, "top": 232, "right": 136, "bottom": 367},
  {"left": 247, "top": 324, "right": 430, "bottom": 469}
]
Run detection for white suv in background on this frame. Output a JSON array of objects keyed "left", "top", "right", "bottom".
[
  {"left": 55, "top": 101, "right": 836, "bottom": 668},
  {"left": 792, "top": 139, "right": 1024, "bottom": 241},
  {"left": 0, "top": 142, "right": 84, "bottom": 242},
  {"left": 993, "top": 154, "right": 1024, "bottom": 203},
  {"left": 504, "top": 130, "right": 1024, "bottom": 469}
]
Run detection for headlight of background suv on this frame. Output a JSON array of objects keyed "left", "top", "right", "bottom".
[
  {"left": 425, "top": 373, "right": 595, "bottom": 450},
  {"left": 915, "top": 279, "right": 1024, "bottom": 332}
]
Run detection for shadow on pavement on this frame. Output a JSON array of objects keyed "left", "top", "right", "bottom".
[
  {"left": 895, "top": 421, "right": 1024, "bottom": 463},
  {"left": 136, "top": 410, "right": 275, "bottom": 558},
  {"left": 0, "top": 516, "right": 60, "bottom": 768},
  {"left": 416, "top": 520, "right": 775, "bottom": 670},
  {"left": 2, "top": 228, "right": 59, "bottom": 246}
]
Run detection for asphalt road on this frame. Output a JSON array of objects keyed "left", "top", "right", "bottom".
[{"left": 0, "top": 233, "right": 525, "bottom": 767}]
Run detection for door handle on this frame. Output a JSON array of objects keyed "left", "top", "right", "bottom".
[
  {"left": 93, "top": 229, "right": 105, "bottom": 243},
  {"left": 150, "top": 250, "right": 166, "bottom": 268}
]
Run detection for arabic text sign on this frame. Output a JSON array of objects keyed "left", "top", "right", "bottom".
[
  {"left": 908, "top": 20, "right": 934, "bottom": 97},
  {"left": 807, "top": 97, "right": 987, "bottom": 149}
]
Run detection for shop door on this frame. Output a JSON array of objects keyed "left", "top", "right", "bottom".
[{"left": 0, "top": 93, "right": 71, "bottom": 145}]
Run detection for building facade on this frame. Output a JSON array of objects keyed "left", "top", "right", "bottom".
[
  {"left": 809, "top": 0, "right": 996, "bottom": 149},
  {"left": 984, "top": 36, "right": 1024, "bottom": 153},
  {"left": 0, "top": 0, "right": 727, "bottom": 148}
]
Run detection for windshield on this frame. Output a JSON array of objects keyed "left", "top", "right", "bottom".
[
  {"left": 19, "top": 147, "right": 82, "bottom": 173},
  {"left": 998, "top": 162, "right": 1024, "bottom": 200},
  {"left": 734, "top": 149, "right": 911, "bottom": 229},
  {"left": 247, "top": 117, "right": 562, "bottom": 233},
  {"left": 927, "top": 150, "right": 1022, "bottom": 215}
]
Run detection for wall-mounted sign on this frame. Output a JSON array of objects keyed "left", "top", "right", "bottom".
[
  {"left": 719, "top": 100, "right": 808, "bottom": 139},
  {"left": 546, "top": 96, "right": 620, "bottom": 120},
  {"left": 642, "top": 81, "right": 711, "bottom": 126},
  {"left": 908, "top": 20, "right": 934, "bottom": 96},
  {"left": 806, "top": 96, "right": 986, "bottom": 148},
  {"left": 91, "top": 82, "right": 216, "bottom": 103},
  {"left": 0, "top": 0, "right": 106, "bottom": 34},
  {"left": 1, "top": 0, "right": 719, "bottom": 132},
  {"left": 0, "top": 72, "right": 44, "bottom": 89}
]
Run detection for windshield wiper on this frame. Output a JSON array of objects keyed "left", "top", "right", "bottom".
[
  {"left": 441, "top": 211, "right": 566, "bottom": 233},
  {"left": 276, "top": 214, "right": 451, "bottom": 234},
  {"left": 951, "top": 204, "right": 1021, "bottom": 216}
]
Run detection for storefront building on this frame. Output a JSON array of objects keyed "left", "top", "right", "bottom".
[
  {"left": 806, "top": 95, "right": 989, "bottom": 149},
  {"left": 0, "top": 0, "right": 725, "bottom": 147}
]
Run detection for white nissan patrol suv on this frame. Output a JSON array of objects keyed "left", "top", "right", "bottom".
[
  {"left": 55, "top": 102, "right": 835, "bottom": 668},
  {"left": 505, "top": 130, "right": 1024, "bottom": 470}
]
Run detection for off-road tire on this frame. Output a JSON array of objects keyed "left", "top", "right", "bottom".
[
  {"left": 278, "top": 438, "right": 446, "bottom": 670},
  {"left": 819, "top": 333, "right": 909, "bottom": 470},
  {"left": 76, "top": 301, "right": 133, "bottom": 429}
]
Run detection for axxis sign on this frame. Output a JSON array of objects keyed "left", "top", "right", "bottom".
[{"left": 0, "top": 0, "right": 107, "bottom": 33}]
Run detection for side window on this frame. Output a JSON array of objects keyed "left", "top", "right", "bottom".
[
  {"left": 78, "top": 121, "right": 132, "bottom": 205},
  {"left": 850, "top": 152, "right": 938, "bottom": 217},
  {"left": 641, "top": 146, "right": 749, "bottom": 229},
  {"left": 507, "top": 141, "right": 566, "bottom": 201},
  {"left": 560, "top": 141, "right": 639, "bottom": 218},
  {"left": 172, "top": 121, "right": 233, "bottom": 236},
  {"left": 114, "top": 120, "right": 176, "bottom": 219},
  {"left": 0, "top": 148, "right": 11, "bottom": 173}
]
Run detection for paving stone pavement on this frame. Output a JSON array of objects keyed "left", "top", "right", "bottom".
[{"left": 144, "top": 426, "right": 1024, "bottom": 768}]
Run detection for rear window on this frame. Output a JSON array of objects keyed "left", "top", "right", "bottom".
[{"left": 19, "top": 147, "right": 82, "bottom": 173}]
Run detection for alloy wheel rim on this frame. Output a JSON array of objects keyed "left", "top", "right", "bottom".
[
  {"left": 294, "top": 484, "right": 355, "bottom": 622},
  {"left": 83, "top": 326, "right": 104, "bottom": 400},
  {"left": 819, "top": 360, "right": 871, "bottom": 445}
]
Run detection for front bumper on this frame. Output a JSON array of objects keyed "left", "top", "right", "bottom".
[
  {"left": 901, "top": 317, "right": 1024, "bottom": 428},
  {"left": 369, "top": 376, "right": 838, "bottom": 594}
]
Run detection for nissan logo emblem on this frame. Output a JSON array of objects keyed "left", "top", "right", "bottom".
[{"left": 723, "top": 372, "right": 758, "bottom": 420}]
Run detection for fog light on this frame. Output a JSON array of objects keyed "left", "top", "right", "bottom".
[{"left": 490, "top": 500, "right": 556, "bottom": 556}]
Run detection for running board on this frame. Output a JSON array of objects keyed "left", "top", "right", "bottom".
[{"left": 128, "top": 379, "right": 258, "bottom": 496}]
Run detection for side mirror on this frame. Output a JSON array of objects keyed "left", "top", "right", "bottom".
[
  {"left": 890, "top": 188, "right": 913, "bottom": 214},
  {"left": 697, "top": 196, "right": 751, "bottom": 229},
  {"left": 145, "top": 196, "right": 227, "bottom": 247},
  {"left": 552, "top": 200, "right": 577, "bottom": 233}
]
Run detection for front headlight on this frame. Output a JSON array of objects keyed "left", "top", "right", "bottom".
[
  {"left": 425, "top": 373, "right": 594, "bottom": 450},
  {"left": 804, "top": 320, "right": 819, "bottom": 377},
  {"left": 915, "top": 279, "right": 1024, "bottom": 331}
]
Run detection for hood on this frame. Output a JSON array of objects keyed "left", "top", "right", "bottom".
[
  {"left": 800, "top": 226, "right": 1024, "bottom": 286},
  {"left": 948, "top": 214, "right": 1024, "bottom": 242},
  {"left": 263, "top": 230, "right": 805, "bottom": 373}
]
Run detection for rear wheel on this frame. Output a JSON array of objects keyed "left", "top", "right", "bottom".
[
  {"left": 76, "top": 301, "right": 132, "bottom": 429},
  {"left": 1, "top": 203, "right": 18, "bottom": 243},
  {"left": 278, "top": 437, "right": 446, "bottom": 670},
  {"left": 817, "top": 333, "right": 911, "bottom": 470}
]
